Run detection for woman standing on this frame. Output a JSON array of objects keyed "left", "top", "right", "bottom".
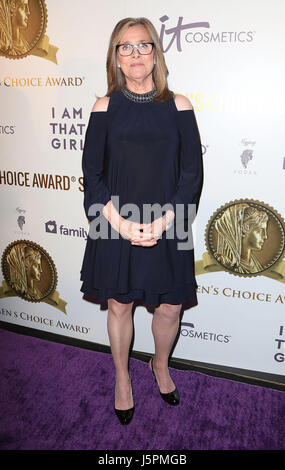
[{"left": 80, "top": 17, "right": 203, "bottom": 425}]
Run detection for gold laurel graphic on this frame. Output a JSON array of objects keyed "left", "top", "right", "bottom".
[
  {"left": 196, "top": 199, "right": 285, "bottom": 281},
  {"left": 0, "top": 0, "right": 58, "bottom": 63},
  {"left": 1, "top": 239, "right": 67, "bottom": 313}
]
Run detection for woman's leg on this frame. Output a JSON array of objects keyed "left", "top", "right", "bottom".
[
  {"left": 151, "top": 303, "right": 182, "bottom": 393},
  {"left": 107, "top": 298, "right": 135, "bottom": 410}
]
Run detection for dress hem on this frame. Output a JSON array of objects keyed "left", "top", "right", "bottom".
[{"left": 80, "top": 281, "right": 198, "bottom": 308}]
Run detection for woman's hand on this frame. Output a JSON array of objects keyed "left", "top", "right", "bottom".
[
  {"left": 119, "top": 219, "right": 158, "bottom": 246},
  {"left": 130, "top": 217, "right": 167, "bottom": 247},
  {"left": 103, "top": 202, "right": 158, "bottom": 246},
  {"left": 102, "top": 202, "right": 172, "bottom": 247}
]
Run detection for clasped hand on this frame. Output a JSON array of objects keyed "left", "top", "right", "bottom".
[{"left": 120, "top": 218, "right": 166, "bottom": 247}]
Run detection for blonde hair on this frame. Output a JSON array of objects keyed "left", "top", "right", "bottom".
[{"left": 103, "top": 17, "right": 174, "bottom": 103}]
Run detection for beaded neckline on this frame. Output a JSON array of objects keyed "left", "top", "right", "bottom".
[{"left": 122, "top": 85, "right": 157, "bottom": 103}]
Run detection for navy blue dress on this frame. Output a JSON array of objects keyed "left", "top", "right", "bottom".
[{"left": 80, "top": 90, "right": 203, "bottom": 307}]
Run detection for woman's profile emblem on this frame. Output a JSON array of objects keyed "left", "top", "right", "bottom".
[
  {"left": 1, "top": 240, "right": 57, "bottom": 302},
  {"left": 0, "top": 0, "right": 31, "bottom": 55},
  {"left": 0, "top": 0, "right": 58, "bottom": 62},
  {"left": 205, "top": 200, "right": 285, "bottom": 277}
]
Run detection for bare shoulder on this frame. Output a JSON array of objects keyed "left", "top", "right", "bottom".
[
  {"left": 92, "top": 96, "right": 110, "bottom": 112},
  {"left": 174, "top": 94, "right": 193, "bottom": 111}
]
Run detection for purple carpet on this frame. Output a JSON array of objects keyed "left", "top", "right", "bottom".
[{"left": 0, "top": 328, "right": 284, "bottom": 450}]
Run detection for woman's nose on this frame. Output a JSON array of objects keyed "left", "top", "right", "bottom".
[{"left": 132, "top": 46, "right": 140, "bottom": 58}]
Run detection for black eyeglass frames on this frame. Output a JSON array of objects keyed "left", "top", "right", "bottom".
[{"left": 116, "top": 42, "right": 155, "bottom": 56}]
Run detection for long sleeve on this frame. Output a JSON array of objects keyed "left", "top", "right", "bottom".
[
  {"left": 82, "top": 111, "right": 111, "bottom": 221},
  {"left": 168, "top": 110, "right": 203, "bottom": 221}
]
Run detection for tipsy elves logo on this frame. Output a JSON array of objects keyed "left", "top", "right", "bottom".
[{"left": 159, "top": 15, "right": 255, "bottom": 51}]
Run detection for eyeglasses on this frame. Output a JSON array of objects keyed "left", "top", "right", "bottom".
[{"left": 116, "top": 42, "right": 155, "bottom": 56}]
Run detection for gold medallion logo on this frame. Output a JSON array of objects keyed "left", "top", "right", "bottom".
[
  {"left": 1, "top": 240, "right": 67, "bottom": 312},
  {"left": 0, "top": 0, "right": 58, "bottom": 63},
  {"left": 196, "top": 199, "right": 285, "bottom": 282}
]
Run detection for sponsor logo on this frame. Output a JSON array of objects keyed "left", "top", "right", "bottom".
[
  {"left": 159, "top": 15, "right": 255, "bottom": 52},
  {"left": 240, "top": 139, "right": 255, "bottom": 168},
  {"left": 49, "top": 106, "right": 85, "bottom": 151},
  {"left": 195, "top": 199, "right": 285, "bottom": 281},
  {"left": 185, "top": 92, "right": 261, "bottom": 114},
  {"left": 180, "top": 322, "right": 231, "bottom": 343},
  {"left": 0, "top": 0, "right": 58, "bottom": 63},
  {"left": 0, "top": 239, "right": 66, "bottom": 312},
  {"left": 234, "top": 138, "right": 257, "bottom": 176},
  {"left": 45, "top": 220, "right": 87, "bottom": 240},
  {"left": 14, "top": 206, "right": 30, "bottom": 236},
  {"left": 45, "top": 220, "right": 57, "bottom": 234},
  {"left": 274, "top": 326, "right": 285, "bottom": 363},
  {"left": 16, "top": 206, "right": 26, "bottom": 230},
  {"left": 201, "top": 143, "right": 208, "bottom": 155},
  {"left": 0, "top": 125, "right": 16, "bottom": 134}
]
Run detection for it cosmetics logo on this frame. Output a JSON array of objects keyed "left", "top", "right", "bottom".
[
  {"left": 0, "top": 125, "right": 15, "bottom": 134},
  {"left": 159, "top": 15, "right": 255, "bottom": 52},
  {"left": 180, "top": 322, "right": 231, "bottom": 343}
]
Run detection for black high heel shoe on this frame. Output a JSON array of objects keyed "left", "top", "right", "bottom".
[
  {"left": 114, "top": 375, "right": 135, "bottom": 425},
  {"left": 149, "top": 356, "right": 180, "bottom": 406}
]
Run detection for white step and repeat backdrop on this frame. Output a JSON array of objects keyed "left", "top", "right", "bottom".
[{"left": 1, "top": 0, "right": 285, "bottom": 378}]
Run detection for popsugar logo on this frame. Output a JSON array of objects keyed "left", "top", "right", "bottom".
[{"left": 159, "top": 15, "right": 255, "bottom": 52}]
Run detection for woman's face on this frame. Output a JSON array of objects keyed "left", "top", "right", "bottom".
[
  {"left": 246, "top": 221, "right": 268, "bottom": 250},
  {"left": 117, "top": 25, "right": 155, "bottom": 84},
  {"left": 15, "top": 0, "right": 30, "bottom": 29},
  {"left": 28, "top": 256, "right": 42, "bottom": 281}
]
